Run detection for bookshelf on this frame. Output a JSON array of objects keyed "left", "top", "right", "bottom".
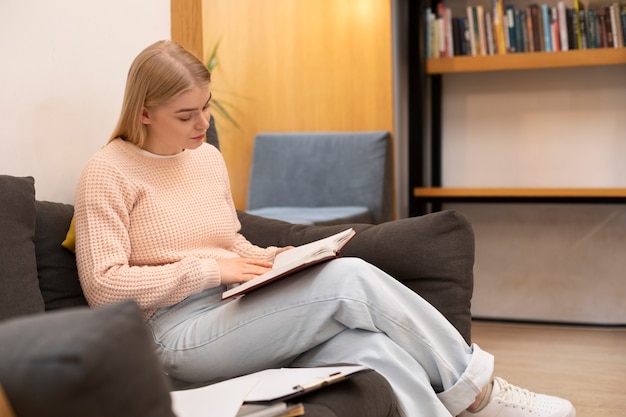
[
  {"left": 407, "top": 0, "right": 626, "bottom": 215},
  {"left": 426, "top": 47, "right": 626, "bottom": 73}
]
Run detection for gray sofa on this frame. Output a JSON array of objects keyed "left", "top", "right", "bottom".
[{"left": 0, "top": 172, "right": 474, "bottom": 416}]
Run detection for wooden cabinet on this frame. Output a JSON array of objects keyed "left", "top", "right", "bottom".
[{"left": 407, "top": 1, "right": 626, "bottom": 215}]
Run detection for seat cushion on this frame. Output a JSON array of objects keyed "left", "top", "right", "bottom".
[
  {"left": 0, "top": 175, "right": 45, "bottom": 320},
  {"left": 246, "top": 206, "right": 372, "bottom": 226},
  {"left": 0, "top": 301, "right": 175, "bottom": 417}
]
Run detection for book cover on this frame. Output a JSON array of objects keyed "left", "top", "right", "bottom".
[{"left": 222, "top": 228, "right": 356, "bottom": 300}]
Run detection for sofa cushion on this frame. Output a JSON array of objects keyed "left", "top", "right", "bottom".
[
  {"left": 298, "top": 369, "right": 397, "bottom": 417},
  {"left": 34, "top": 200, "right": 88, "bottom": 310},
  {"left": 0, "top": 175, "right": 45, "bottom": 320},
  {"left": 247, "top": 206, "right": 372, "bottom": 226},
  {"left": 0, "top": 301, "right": 175, "bottom": 417},
  {"left": 237, "top": 209, "right": 474, "bottom": 343}
]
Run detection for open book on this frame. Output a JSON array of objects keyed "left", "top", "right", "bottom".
[{"left": 222, "top": 228, "right": 356, "bottom": 300}]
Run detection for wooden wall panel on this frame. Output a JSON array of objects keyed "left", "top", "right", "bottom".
[
  {"left": 173, "top": 0, "right": 394, "bottom": 209},
  {"left": 171, "top": 0, "right": 204, "bottom": 60}
]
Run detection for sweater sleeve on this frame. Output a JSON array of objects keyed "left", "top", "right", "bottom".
[{"left": 74, "top": 157, "right": 220, "bottom": 317}]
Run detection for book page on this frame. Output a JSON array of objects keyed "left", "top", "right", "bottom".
[
  {"left": 273, "top": 228, "right": 355, "bottom": 269},
  {"left": 171, "top": 376, "right": 259, "bottom": 417}
]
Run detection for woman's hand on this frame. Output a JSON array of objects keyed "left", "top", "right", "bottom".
[{"left": 217, "top": 258, "right": 273, "bottom": 285}]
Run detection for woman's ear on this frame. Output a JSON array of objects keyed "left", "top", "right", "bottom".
[{"left": 141, "top": 108, "right": 151, "bottom": 124}]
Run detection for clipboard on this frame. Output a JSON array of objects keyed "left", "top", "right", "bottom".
[{"left": 241, "top": 365, "right": 372, "bottom": 403}]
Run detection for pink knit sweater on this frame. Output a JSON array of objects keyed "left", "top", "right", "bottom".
[{"left": 74, "top": 139, "right": 277, "bottom": 320}]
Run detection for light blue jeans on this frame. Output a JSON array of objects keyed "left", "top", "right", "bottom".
[{"left": 147, "top": 258, "right": 493, "bottom": 417}]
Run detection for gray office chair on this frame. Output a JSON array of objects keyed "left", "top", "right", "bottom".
[{"left": 246, "top": 131, "right": 393, "bottom": 225}]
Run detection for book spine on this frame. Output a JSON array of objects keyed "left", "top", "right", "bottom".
[
  {"left": 598, "top": 11, "right": 609, "bottom": 48},
  {"left": 587, "top": 9, "right": 597, "bottom": 49},
  {"left": 467, "top": 6, "right": 477, "bottom": 56},
  {"left": 446, "top": 6, "right": 455, "bottom": 55},
  {"left": 506, "top": 5, "right": 516, "bottom": 52},
  {"left": 515, "top": 9, "right": 525, "bottom": 52},
  {"left": 520, "top": 9, "right": 530, "bottom": 52},
  {"left": 531, "top": 4, "right": 543, "bottom": 51},
  {"left": 477, "top": 5, "right": 487, "bottom": 55},
  {"left": 620, "top": 4, "right": 626, "bottom": 45},
  {"left": 485, "top": 11, "right": 495, "bottom": 55},
  {"left": 605, "top": 6, "right": 614, "bottom": 47},
  {"left": 610, "top": 3, "right": 623, "bottom": 48},
  {"left": 551, "top": 7, "right": 561, "bottom": 51},
  {"left": 526, "top": 6, "right": 536, "bottom": 52},
  {"left": 558, "top": 1, "right": 569, "bottom": 50},
  {"left": 436, "top": 3, "right": 447, "bottom": 57},
  {"left": 452, "top": 17, "right": 461, "bottom": 56},
  {"left": 493, "top": 0, "right": 507, "bottom": 54},
  {"left": 541, "top": 4, "right": 553, "bottom": 51},
  {"left": 579, "top": 9, "right": 588, "bottom": 49},
  {"left": 574, "top": 0, "right": 583, "bottom": 48}
]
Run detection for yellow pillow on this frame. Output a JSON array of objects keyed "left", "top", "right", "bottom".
[
  {"left": 62, "top": 216, "right": 76, "bottom": 253},
  {"left": 0, "top": 382, "right": 17, "bottom": 417}
]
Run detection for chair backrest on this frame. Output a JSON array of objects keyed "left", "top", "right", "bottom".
[{"left": 247, "top": 131, "right": 393, "bottom": 224}]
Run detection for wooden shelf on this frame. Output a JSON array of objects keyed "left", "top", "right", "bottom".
[
  {"left": 413, "top": 187, "right": 626, "bottom": 202},
  {"left": 426, "top": 48, "right": 626, "bottom": 74}
]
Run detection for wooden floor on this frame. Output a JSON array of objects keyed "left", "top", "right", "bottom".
[{"left": 471, "top": 320, "right": 626, "bottom": 417}]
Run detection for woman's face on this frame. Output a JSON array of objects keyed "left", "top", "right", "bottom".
[{"left": 141, "top": 85, "right": 212, "bottom": 155}]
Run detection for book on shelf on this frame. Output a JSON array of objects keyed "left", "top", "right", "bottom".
[
  {"left": 222, "top": 228, "right": 356, "bottom": 300},
  {"left": 425, "top": 0, "right": 626, "bottom": 58}
]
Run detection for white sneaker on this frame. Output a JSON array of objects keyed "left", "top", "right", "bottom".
[{"left": 459, "top": 377, "right": 576, "bottom": 417}]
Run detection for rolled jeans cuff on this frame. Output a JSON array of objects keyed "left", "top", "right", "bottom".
[{"left": 437, "top": 343, "right": 495, "bottom": 416}]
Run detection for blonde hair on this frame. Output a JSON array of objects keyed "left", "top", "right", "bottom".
[{"left": 110, "top": 40, "right": 211, "bottom": 148}]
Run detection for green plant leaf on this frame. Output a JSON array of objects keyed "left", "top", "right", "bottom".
[
  {"left": 206, "top": 38, "right": 241, "bottom": 129},
  {"left": 212, "top": 98, "right": 240, "bottom": 129}
]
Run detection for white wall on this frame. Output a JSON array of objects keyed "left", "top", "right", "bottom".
[
  {"left": 439, "top": 66, "right": 626, "bottom": 324},
  {"left": 0, "top": 0, "right": 170, "bottom": 203}
]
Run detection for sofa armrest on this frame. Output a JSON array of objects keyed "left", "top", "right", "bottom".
[{"left": 237, "top": 210, "right": 474, "bottom": 343}]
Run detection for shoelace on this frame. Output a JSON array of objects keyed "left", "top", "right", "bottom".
[{"left": 493, "top": 377, "right": 536, "bottom": 409}]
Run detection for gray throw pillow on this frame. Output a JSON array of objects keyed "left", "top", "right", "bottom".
[
  {"left": 34, "top": 200, "right": 88, "bottom": 310},
  {"left": 0, "top": 175, "right": 45, "bottom": 320},
  {"left": 0, "top": 301, "right": 175, "bottom": 417}
]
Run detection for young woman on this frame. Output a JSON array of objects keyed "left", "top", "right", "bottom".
[{"left": 74, "top": 40, "right": 575, "bottom": 417}]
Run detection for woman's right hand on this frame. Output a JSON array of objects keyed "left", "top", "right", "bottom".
[{"left": 217, "top": 258, "right": 273, "bottom": 285}]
